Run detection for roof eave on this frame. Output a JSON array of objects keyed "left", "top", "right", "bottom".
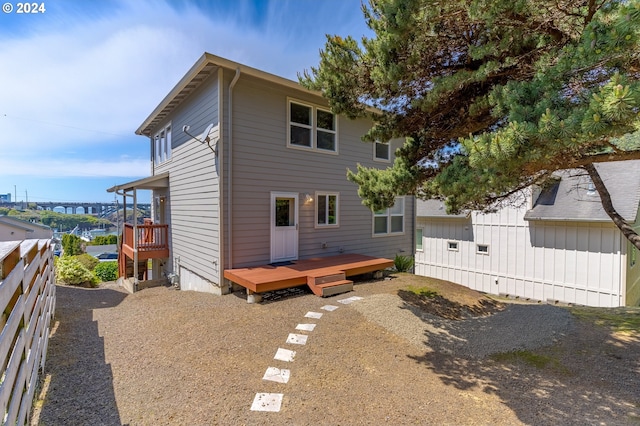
[
  {"left": 135, "top": 53, "right": 326, "bottom": 137},
  {"left": 0, "top": 220, "right": 33, "bottom": 232},
  {"left": 135, "top": 54, "right": 218, "bottom": 137},
  {"left": 523, "top": 216, "right": 618, "bottom": 223},
  {"left": 106, "top": 172, "right": 170, "bottom": 193},
  {"left": 417, "top": 214, "right": 470, "bottom": 219}
]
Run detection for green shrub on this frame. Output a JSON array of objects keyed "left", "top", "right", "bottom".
[
  {"left": 61, "top": 234, "right": 83, "bottom": 256},
  {"left": 94, "top": 261, "right": 118, "bottom": 282},
  {"left": 91, "top": 235, "right": 118, "bottom": 245},
  {"left": 74, "top": 253, "right": 99, "bottom": 271},
  {"left": 56, "top": 257, "right": 97, "bottom": 287},
  {"left": 91, "top": 236, "right": 104, "bottom": 245},
  {"left": 394, "top": 254, "right": 414, "bottom": 272}
]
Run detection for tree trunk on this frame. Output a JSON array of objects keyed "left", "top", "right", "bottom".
[{"left": 585, "top": 163, "right": 640, "bottom": 251}]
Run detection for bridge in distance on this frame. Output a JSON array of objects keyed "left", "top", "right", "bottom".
[{"left": 2, "top": 202, "right": 151, "bottom": 218}]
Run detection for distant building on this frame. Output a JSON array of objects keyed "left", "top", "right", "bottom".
[{"left": 0, "top": 194, "right": 11, "bottom": 203}]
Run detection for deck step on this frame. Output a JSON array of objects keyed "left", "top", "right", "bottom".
[
  {"left": 307, "top": 271, "right": 353, "bottom": 296},
  {"left": 307, "top": 272, "right": 346, "bottom": 286},
  {"left": 316, "top": 280, "right": 353, "bottom": 297}
]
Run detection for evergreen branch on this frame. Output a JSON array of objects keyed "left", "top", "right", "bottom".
[{"left": 585, "top": 163, "right": 640, "bottom": 250}]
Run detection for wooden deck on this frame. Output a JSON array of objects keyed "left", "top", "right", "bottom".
[{"left": 223, "top": 253, "right": 394, "bottom": 294}]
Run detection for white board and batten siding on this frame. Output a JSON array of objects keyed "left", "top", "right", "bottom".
[
  {"left": 416, "top": 206, "right": 626, "bottom": 307},
  {"left": 228, "top": 72, "right": 414, "bottom": 268},
  {"left": 153, "top": 73, "right": 224, "bottom": 294}
]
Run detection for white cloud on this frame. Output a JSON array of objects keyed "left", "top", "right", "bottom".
[
  {"left": 0, "top": 0, "right": 371, "bottom": 182},
  {"left": 0, "top": 1, "right": 202, "bottom": 155},
  {"left": 2, "top": 157, "right": 150, "bottom": 178}
]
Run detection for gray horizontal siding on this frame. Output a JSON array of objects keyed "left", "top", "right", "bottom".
[
  {"left": 154, "top": 74, "right": 221, "bottom": 284},
  {"left": 227, "top": 73, "right": 413, "bottom": 267}
]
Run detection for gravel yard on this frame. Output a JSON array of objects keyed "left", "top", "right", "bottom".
[{"left": 32, "top": 275, "right": 640, "bottom": 425}]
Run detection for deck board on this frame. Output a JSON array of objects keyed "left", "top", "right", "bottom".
[{"left": 223, "top": 254, "right": 394, "bottom": 294}]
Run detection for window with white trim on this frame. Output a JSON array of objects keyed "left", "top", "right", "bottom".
[
  {"left": 416, "top": 228, "right": 423, "bottom": 251},
  {"left": 374, "top": 140, "right": 390, "bottom": 161},
  {"left": 448, "top": 241, "right": 459, "bottom": 251},
  {"left": 477, "top": 244, "right": 489, "bottom": 254},
  {"left": 373, "top": 197, "right": 405, "bottom": 235},
  {"left": 154, "top": 123, "right": 172, "bottom": 164},
  {"left": 316, "top": 192, "right": 339, "bottom": 227},
  {"left": 288, "top": 100, "right": 337, "bottom": 153}
]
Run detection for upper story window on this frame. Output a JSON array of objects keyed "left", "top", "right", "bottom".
[
  {"left": 316, "top": 192, "right": 339, "bottom": 228},
  {"left": 374, "top": 140, "right": 390, "bottom": 162},
  {"left": 373, "top": 197, "right": 405, "bottom": 236},
  {"left": 154, "top": 123, "right": 172, "bottom": 164},
  {"left": 288, "top": 100, "right": 337, "bottom": 153}
]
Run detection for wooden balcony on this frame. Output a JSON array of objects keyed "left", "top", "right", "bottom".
[{"left": 121, "top": 222, "right": 169, "bottom": 261}]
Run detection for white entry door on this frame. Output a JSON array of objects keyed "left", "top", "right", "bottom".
[{"left": 270, "top": 192, "right": 299, "bottom": 263}]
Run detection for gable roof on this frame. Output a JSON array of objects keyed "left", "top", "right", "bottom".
[
  {"left": 524, "top": 160, "right": 640, "bottom": 222},
  {"left": 0, "top": 216, "right": 52, "bottom": 232},
  {"left": 136, "top": 53, "right": 323, "bottom": 137},
  {"left": 416, "top": 160, "right": 640, "bottom": 223},
  {"left": 416, "top": 199, "right": 469, "bottom": 218},
  {"left": 0, "top": 217, "right": 33, "bottom": 233}
]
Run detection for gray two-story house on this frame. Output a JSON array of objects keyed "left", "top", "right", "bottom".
[{"left": 109, "top": 53, "right": 413, "bottom": 297}]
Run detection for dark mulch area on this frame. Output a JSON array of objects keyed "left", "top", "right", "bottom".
[{"left": 398, "top": 289, "right": 505, "bottom": 320}]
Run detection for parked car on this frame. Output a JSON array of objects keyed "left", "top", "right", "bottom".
[{"left": 95, "top": 252, "right": 118, "bottom": 262}]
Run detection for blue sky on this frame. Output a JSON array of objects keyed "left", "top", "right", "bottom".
[{"left": 0, "top": 0, "right": 371, "bottom": 203}]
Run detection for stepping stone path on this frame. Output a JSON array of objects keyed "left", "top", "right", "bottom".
[{"left": 250, "top": 297, "right": 363, "bottom": 412}]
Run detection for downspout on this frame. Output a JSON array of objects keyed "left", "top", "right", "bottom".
[
  {"left": 412, "top": 196, "right": 416, "bottom": 272},
  {"left": 217, "top": 68, "right": 225, "bottom": 289},
  {"left": 227, "top": 67, "right": 241, "bottom": 270},
  {"left": 620, "top": 235, "right": 628, "bottom": 307}
]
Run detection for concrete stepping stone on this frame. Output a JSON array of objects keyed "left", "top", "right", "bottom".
[
  {"left": 250, "top": 393, "right": 283, "bottom": 412},
  {"left": 286, "top": 333, "right": 308, "bottom": 345},
  {"left": 295, "top": 323, "right": 316, "bottom": 331},
  {"left": 263, "top": 367, "right": 290, "bottom": 384},
  {"left": 274, "top": 348, "right": 296, "bottom": 362},
  {"left": 337, "top": 296, "right": 363, "bottom": 305},
  {"left": 321, "top": 305, "right": 339, "bottom": 311}
]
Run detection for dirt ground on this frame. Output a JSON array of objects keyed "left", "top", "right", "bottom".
[{"left": 31, "top": 274, "right": 640, "bottom": 425}]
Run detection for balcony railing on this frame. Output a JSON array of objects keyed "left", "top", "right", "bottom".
[{"left": 122, "top": 222, "right": 169, "bottom": 260}]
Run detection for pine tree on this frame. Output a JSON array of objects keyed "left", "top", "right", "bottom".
[{"left": 301, "top": 0, "right": 640, "bottom": 248}]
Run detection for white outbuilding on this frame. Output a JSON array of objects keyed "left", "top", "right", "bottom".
[{"left": 415, "top": 160, "right": 640, "bottom": 308}]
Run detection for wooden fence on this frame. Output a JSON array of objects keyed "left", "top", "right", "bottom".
[{"left": 0, "top": 239, "right": 56, "bottom": 425}]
